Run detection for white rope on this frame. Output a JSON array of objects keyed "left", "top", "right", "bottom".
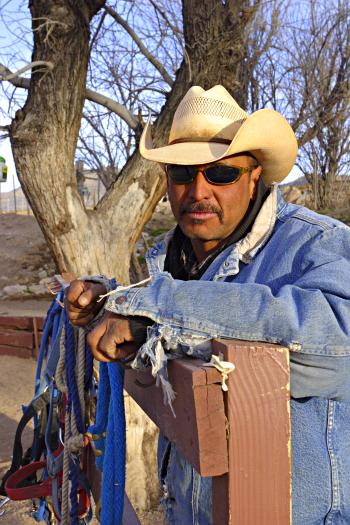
[
  {"left": 97, "top": 276, "right": 152, "bottom": 302},
  {"left": 60, "top": 411, "right": 71, "bottom": 525},
  {"left": 55, "top": 327, "right": 67, "bottom": 393},
  {"left": 205, "top": 354, "right": 235, "bottom": 392}
]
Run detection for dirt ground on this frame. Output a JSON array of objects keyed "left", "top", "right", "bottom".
[
  {"left": 0, "top": 357, "right": 38, "bottom": 524},
  {"left": 0, "top": 211, "right": 172, "bottom": 524},
  {"left": 0, "top": 213, "right": 56, "bottom": 292}
]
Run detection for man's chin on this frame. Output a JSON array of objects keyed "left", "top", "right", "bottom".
[{"left": 179, "top": 223, "right": 220, "bottom": 241}]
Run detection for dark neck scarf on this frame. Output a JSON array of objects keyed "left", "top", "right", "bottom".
[{"left": 164, "top": 178, "right": 269, "bottom": 280}]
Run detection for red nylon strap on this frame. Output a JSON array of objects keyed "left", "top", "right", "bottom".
[{"left": 5, "top": 461, "right": 57, "bottom": 500}]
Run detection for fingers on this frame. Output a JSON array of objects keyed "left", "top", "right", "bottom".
[
  {"left": 78, "top": 284, "right": 105, "bottom": 307},
  {"left": 66, "top": 280, "right": 86, "bottom": 306},
  {"left": 87, "top": 314, "right": 139, "bottom": 362},
  {"left": 65, "top": 280, "right": 106, "bottom": 326},
  {"left": 67, "top": 280, "right": 105, "bottom": 306}
]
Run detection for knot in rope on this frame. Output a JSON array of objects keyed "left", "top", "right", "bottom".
[
  {"left": 207, "top": 354, "right": 235, "bottom": 391},
  {"left": 66, "top": 434, "right": 84, "bottom": 455}
]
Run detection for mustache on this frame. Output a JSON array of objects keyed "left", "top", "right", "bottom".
[{"left": 180, "top": 202, "right": 224, "bottom": 221}]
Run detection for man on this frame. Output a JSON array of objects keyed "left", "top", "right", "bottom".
[{"left": 67, "top": 86, "right": 350, "bottom": 524}]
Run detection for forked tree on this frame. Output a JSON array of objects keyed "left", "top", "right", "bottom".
[{"left": 2, "top": 0, "right": 268, "bottom": 281}]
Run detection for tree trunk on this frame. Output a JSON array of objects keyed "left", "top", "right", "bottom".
[
  {"left": 183, "top": 0, "right": 261, "bottom": 108},
  {"left": 11, "top": 0, "right": 259, "bottom": 283}
]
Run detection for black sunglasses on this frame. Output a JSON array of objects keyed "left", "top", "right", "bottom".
[{"left": 165, "top": 163, "right": 257, "bottom": 186}]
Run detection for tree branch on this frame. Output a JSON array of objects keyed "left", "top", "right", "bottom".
[
  {"left": 0, "top": 61, "right": 53, "bottom": 84},
  {"left": 104, "top": 5, "right": 174, "bottom": 86},
  {"left": 149, "top": 0, "right": 183, "bottom": 46},
  {"left": 85, "top": 88, "right": 139, "bottom": 129},
  {"left": 0, "top": 64, "right": 30, "bottom": 89},
  {"left": 0, "top": 63, "right": 139, "bottom": 130},
  {"left": 89, "top": 9, "right": 107, "bottom": 51}
]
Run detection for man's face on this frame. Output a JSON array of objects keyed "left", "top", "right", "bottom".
[{"left": 166, "top": 154, "right": 262, "bottom": 259}]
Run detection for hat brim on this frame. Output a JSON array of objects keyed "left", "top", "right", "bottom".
[{"left": 140, "top": 109, "right": 298, "bottom": 184}]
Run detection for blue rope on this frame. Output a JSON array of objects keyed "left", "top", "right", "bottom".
[
  {"left": 35, "top": 282, "right": 127, "bottom": 524},
  {"left": 88, "top": 363, "right": 126, "bottom": 523},
  {"left": 34, "top": 297, "right": 62, "bottom": 394},
  {"left": 100, "top": 363, "right": 126, "bottom": 525}
]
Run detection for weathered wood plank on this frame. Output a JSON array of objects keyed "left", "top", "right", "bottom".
[
  {"left": 0, "top": 330, "right": 33, "bottom": 348},
  {"left": 0, "top": 316, "right": 32, "bottom": 330},
  {"left": 212, "top": 340, "right": 291, "bottom": 525}
]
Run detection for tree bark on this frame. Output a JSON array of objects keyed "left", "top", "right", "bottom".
[{"left": 183, "top": 0, "right": 261, "bottom": 108}]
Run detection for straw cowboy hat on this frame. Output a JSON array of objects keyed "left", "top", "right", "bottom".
[{"left": 139, "top": 85, "right": 298, "bottom": 184}]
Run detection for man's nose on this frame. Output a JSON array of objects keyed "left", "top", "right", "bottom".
[{"left": 187, "top": 170, "right": 212, "bottom": 200}]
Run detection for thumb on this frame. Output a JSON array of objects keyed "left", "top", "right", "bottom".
[{"left": 78, "top": 282, "right": 106, "bottom": 307}]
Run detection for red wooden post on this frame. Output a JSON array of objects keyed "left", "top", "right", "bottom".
[
  {"left": 124, "top": 358, "right": 228, "bottom": 477},
  {"left": 212, "top": 340, "right": 291, "bottom": 525},
  {"left": 119, "top": 339, "right": 291, "bottom": 524}
]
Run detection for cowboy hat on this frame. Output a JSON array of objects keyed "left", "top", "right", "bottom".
[{"left": 139, "top": 85, "right": 298, "bottom": 184}]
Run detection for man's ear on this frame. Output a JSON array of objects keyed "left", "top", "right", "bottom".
[{"left": 249, "top": 165, "right": 262, "bottom": 200}]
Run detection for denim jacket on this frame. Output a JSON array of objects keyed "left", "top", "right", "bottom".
[{"left": 106, "top": 188, "right": 350, "bottom": 524}]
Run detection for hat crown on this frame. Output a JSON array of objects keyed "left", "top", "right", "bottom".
[{"left": 169, "top": 85, "right": 248, "bottom": 144}]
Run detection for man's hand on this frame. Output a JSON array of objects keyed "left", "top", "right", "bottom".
[
  {"left": 87, "top": 312, "right": 146, "bottom": 362},
  {"left": 65, "top": 279, "right": 107, "bottom": 326}
]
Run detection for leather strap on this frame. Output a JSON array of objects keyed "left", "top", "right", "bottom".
[{"left": 5, "top": 461, "right": 57, "bottom": 500}]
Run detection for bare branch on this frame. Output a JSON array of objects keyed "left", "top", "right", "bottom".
[
  {"left": 85, "top": 88, "right": 139, "bottom": 129},
  {"left": 149, "top": 0, "right": 183, "bottom": 46},
  {"left": 0, "top": 63, "right": 139, "bottom": 130},
  {"left": 104, "top": 4, "right": 174, "bottom": 87},
  {"left": 89, "top": 10, "right": 108, "bottom": 52},
  {"left": 0, "top": 61, "right": 53, "bottom": 81}
]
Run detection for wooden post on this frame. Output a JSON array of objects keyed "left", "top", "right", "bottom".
[
  {"left": 125, "top": 339, "right": 291, "bottom": 525},
  {"left": 125, "top": 358, "right": 228, "bottom": 477},
  {"left": 212, "top": 340, "right": 291, "bottom": 525}
]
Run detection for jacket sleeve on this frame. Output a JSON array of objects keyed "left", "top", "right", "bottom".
[{"left": 105, "top": 225, "right": 350, "bottom": 398}]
